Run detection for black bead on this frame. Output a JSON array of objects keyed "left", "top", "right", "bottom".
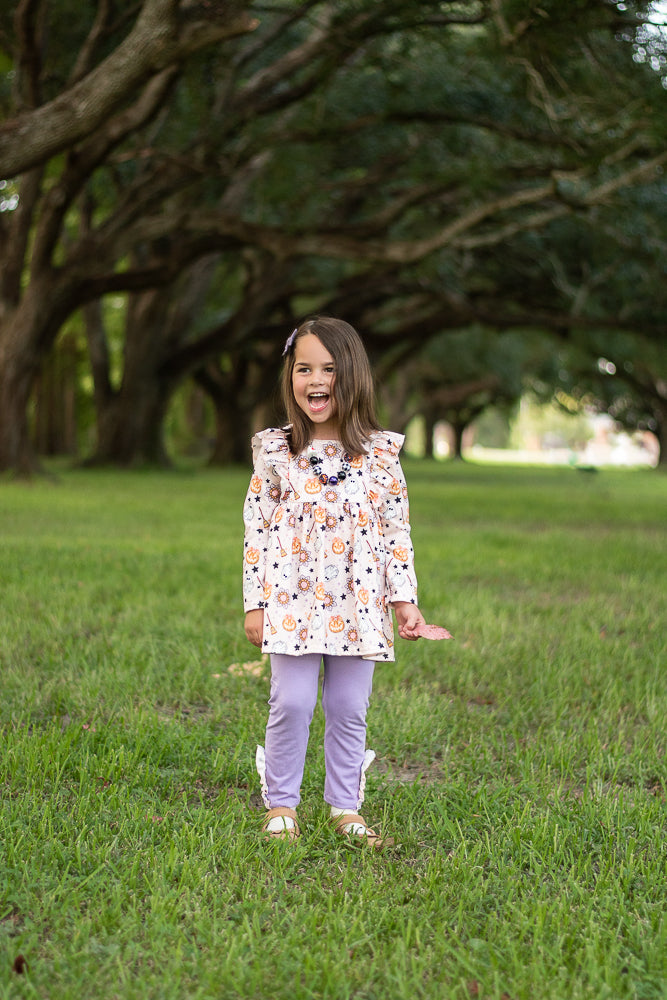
[
  {"left": 337, "top": 471, "right": 346, "bottom": 481},
  {"left": 309, "top": 455, "right": 319, "bottom": 465}
]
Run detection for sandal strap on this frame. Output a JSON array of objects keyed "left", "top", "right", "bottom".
[
  {"left": 331, "top": 813, "right": 368, "bottom": 834},
  {"left": 331, "top": 812, "right": 392, "bottom": 850},
  {"left": 262, "top": 806, "right": 300, "bottom": 836}
]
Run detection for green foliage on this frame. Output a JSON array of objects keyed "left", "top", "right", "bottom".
[
  {"left": 3, "top": 0, "right": 666, "bottom": 471},
  {"left": 1, "top": 465, "right": 666, "bottom": 997}
]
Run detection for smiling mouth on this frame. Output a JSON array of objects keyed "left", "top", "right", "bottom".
[{"left": 308, "top": 393, "right": 330, "bottom": 413}]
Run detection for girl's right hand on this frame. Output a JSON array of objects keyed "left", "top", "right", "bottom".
[{"left": 245, "top": 608, "right": 265, "bottom": 648}]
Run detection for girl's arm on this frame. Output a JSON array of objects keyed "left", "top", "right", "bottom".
[
  {"left": 372, "top": 437, "right": 419, "bottom": 607},
  {"left": 371, "top": 432, "right": 426, "bottom": 639},
  {"left": 242, "top": 432, "right": 283, "bottom": 620}
]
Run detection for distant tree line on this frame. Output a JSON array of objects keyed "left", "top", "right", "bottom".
[{"left": 1, "top": 0, "right": 665, "bottom": 474}]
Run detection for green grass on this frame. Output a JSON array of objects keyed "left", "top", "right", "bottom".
[{"left": 1, "top": 461, "right": 665, "bottom": 1000}]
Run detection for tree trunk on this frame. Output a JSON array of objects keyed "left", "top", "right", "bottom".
[
  {"left": 32, "top": 333, "right": 79, "bottom": 457},
  {"left": 655, "top": 409, "right": 666, "bottom": 467},
  {"left": 194, "top": 363, "right": 253, "bottom": 465},
  {"left": 86, "top": 289, "right": 179, "bottom": 466},
  {"left": 91, "top": 377, "right": 174, "bottom": 467},
  {"left": 423, "top": 409, "right": 437, "bottom": 459},
  {"left": 450, "top": 420, "right": 466, "bottom": 461},
  {"left": 0, "top": 310, "right": 44, "bottom": 475}
]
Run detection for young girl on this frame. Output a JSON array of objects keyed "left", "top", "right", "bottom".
[{"left": 243, "top": 316, "right": 425, "bottom": 846}]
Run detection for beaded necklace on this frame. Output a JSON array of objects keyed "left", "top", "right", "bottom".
[{"left": 306, "top": 443, "right": 352, "bottom": 486}]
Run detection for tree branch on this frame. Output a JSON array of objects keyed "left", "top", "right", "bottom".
[
  {"left": 31, "top": 67, "right": 180, "bottom": 272},
  {"left": 0, "top": 0, "right": 258, "bottom": 177}
]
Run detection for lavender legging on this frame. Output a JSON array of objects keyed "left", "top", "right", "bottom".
[{"left": 264, "top": 653, "right": 375, "bottom": 810}]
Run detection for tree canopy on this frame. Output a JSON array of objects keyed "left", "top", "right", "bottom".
[{"left": 1, "top": 0, "right": 665, "bottom": 472}]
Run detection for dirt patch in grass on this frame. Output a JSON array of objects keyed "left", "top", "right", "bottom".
[{"left": 374, "top": 755, "right": 445, "bottom": 785}]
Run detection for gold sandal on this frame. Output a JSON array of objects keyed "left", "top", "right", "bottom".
[
  {"left": 261, "top": 806, "right": 300, "bottom": 842},
  {"left": 331, "top": 813, "right": 393, "bottom": 850}
]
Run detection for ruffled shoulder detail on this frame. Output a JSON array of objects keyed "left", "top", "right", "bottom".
[
  {"left": 251, "top": 427, "right": 291, "bottom": 475},
  {"left": 368, "top": 430, "right": 406, "bottom": 502},
  {"left": 369, "top": 430, "right": 405, "bottom": 460}
]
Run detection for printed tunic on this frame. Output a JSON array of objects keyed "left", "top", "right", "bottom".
[{"left": 242, "top": 428, "right": 417, "bottom": 661}]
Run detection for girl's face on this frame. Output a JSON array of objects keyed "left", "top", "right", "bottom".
[{"left": 292, "top": 334, "right": 339, "bottom": 439}]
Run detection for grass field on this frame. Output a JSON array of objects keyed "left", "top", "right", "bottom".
[{"left": 1, "top": 461, "right": 665, "bottom": 1000}]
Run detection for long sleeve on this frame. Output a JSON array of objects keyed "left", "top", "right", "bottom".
[
  {"left": 242, "top": 429, "right": 288, "bottom": 612},
  {"left": 369, "top": 431, "right": 418, "bottom": 605}
]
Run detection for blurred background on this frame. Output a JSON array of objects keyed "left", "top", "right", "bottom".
[{"left": 1, "top": 0, "right": 665, "bottom": 474}]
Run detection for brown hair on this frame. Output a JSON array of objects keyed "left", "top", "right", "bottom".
[{"left": 281, "top": 316, "right": 381, "bottom": 457}]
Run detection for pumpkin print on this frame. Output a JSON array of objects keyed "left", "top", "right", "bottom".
[
  {"left": 358, "top": 510, "right": 369, "bottom": 527},
  {"left": 389, "top": 479, "right": 401, "bottom": 495},
  {"left": 332, "top": 537, "right": 345, "bottom": 555},
  {"left": 264, "top": 584, "right": 272, "bottom": 600},
  {"left": 292, "top": 538, "right": 301, "bottom": 554},
  {"left": 358, "top": 587, "right": 369, "bottom": 605},
  {"left": 393, "top": 546, "right": 409, "bottom": 562},
  {"left": 246, "top": 547, "right": 260, "bottom": 564},
  {"left": 351, "top": 456, "right": 363, "bottom": 469},
  {"left": 282, "top": 615, "right": 297, "bottom": 631},
  {"left": 314, "top": 506, "right": 326, "bottom": 523},
  {"left": 250, "top": 475, "right": 262, "bottom": 494},
  {"left": 305, "top": 479, "right": 321, "bottom": 494},
  {"left": 315, "top": 583, "right": 326, "bottom": 600},
  {"left": 329, "top": 615, "right": 345, "bottom": 633},
  {"left": 275, "top": 506, "right": 284, "bottom": 523}
]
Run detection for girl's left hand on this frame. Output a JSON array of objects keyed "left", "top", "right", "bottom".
[{"left": 392, "top": 601, "right": 426, "bottom": 641}]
